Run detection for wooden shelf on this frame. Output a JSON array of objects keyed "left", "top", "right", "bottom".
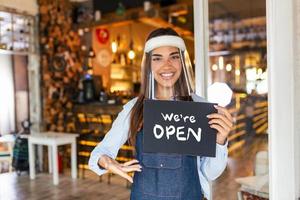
[
  {"left": 111, "top": 64, "right": 139, "bottom": 70},
  {"left": 209, "top": 40, "right": 266, "bottom": 54},
  {"left": 110, "top": 78, "right": 133, "bottom": 82},
  {"left": 110, "top": 63, "right": 140, "bottom": 92},
  {"left": 75, "top": 3, "right": 193, "bottom": 39}
]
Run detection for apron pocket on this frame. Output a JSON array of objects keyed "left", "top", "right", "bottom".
[{"left": 142, "top": 153, "right": 182, "bottom": 197}]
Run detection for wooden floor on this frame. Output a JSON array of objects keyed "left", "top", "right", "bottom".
[
  {"left": 0, "top": 135, "right": 268, "bottom": 200},
  {"left": 212, "top": 135, "right": 268, "bottom": 200},
  {"left": 0, "top": 171, "right": 131, "bottom": 200}
]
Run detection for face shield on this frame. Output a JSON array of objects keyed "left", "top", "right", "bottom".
[{"left": 141, "top": 35, "right": 195, "bottom": 101}]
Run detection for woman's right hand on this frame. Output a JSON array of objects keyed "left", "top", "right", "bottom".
[{"left": 98, "top": 155, "right": 142, "bottom": 183}]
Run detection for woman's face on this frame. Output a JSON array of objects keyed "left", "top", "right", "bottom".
[{"left": 151, "top": 46, "right": 182, "bottom": 89}]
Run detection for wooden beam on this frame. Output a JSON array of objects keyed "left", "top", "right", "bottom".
[{"left": 138, "top": 17, "right": 193, "bottom": 37}]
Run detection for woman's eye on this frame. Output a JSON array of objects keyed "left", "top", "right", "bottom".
[
  {"left": 171, "top": 55, "right": 180, "bottom": 60},
  {"left": 152, "top": 57, "right": 161, "bottom": 61}
]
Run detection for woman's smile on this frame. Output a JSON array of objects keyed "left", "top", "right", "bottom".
[{"left": 160, "top": 71, "right": 176, "bottom": 79}]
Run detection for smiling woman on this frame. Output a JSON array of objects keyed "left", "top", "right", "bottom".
[{"left": 89, "top": 27, "right": 233, "bottom": 200}]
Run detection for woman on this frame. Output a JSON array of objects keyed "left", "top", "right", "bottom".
[{"left": 89, "top": 28, "right": 233, "bottom": 200}]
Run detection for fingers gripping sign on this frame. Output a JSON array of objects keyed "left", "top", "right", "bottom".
[{"left": 207, "top": 105, "right": 234, "bottom": 145}]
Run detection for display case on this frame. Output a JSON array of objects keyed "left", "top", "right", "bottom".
[
  {"left": 110, "top": 63, "right": 140, "bottom": 92},
  {"left": 0, "top": 9, "right": 36, "bottom": 54}
]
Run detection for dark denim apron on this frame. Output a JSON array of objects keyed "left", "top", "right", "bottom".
[{"left": 130, "top": 130, "right": 203, "bottom": 200}]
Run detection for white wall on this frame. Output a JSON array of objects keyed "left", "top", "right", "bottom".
[
  {"left": 0, "top": 0, "right": 38, "bottom": 15},
  {"left": 193, "top": 0, "right": 209, "bottom": 97},
  {"left": 267, "top": 0, "right": 300, "bottom": 198},
  {"left": 0, "top": 54, "right": 15, "bottom": 135},
  {"left": 294, "top": 0, "right": 300, "bottom": 197},
  {"left": 15, "top": 91, "right": 29, "bottom": 131},
  {"left": 28, "top": 54, "right": 41, "bottom": 133}
]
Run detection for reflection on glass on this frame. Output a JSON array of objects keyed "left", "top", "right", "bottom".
[{"left": 208, "top": 0, "right": 268, "bottom": 198}]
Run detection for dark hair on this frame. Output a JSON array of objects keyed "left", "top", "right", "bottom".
[{"left": 128, "top": 28, "right": 184, "bottom": 145}]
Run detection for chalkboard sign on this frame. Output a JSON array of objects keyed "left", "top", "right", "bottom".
[{"left": 143, "top": 100, "right": 217, "bottom": 157}]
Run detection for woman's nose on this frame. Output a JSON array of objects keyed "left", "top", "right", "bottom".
[{"left": 165, "top": 57, "right": 173, "bottom": 65}]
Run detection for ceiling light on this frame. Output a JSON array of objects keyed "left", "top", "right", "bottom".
[
  {"left": 218, "top": 56, "right": 224, "bottom": 70},
  {"left": 212, "top": 64, "right": 218, "bottom": 71},
  {"left": 226, "top": 64, "right": 232, "bottom": 72},
  {"left": 111, "top": 41, "right": 117, "bottom": 53},
  {"left": 128, "top": 50, "right": 135, "bottom": 60}
]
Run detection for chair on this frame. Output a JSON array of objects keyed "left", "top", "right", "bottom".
[
  {"left": 254, "top": 151, "right": 268, "bottom": 176},
  {"left": 77, "top": 132, "right": 103, "bottom": 179},
  {"left": 236, "top": 151, "right": 269, "bottom": 200},
  {"left": 76, "top": 113, "right": 107, "bottom": 180},
  {"left": 76, "top": 112, "right": 134, "bottom": 187}
]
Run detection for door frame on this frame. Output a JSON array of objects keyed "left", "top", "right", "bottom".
[{"left": 193, "top": 0, "right": 300, "bottom": 199}]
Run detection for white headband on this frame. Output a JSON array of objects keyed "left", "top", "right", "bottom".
[{"left": 144, "top": 35, "right": 186, "bottom": 53}]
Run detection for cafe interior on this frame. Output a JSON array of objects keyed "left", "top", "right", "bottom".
[{"left": 0, "top": 0, "right": 269, "bottom": 199}]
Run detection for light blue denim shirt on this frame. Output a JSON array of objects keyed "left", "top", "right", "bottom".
[{"left": 88, "top": 94, "right": 228, "bottom": 200}]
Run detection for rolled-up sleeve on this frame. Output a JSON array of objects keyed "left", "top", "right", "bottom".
[
  {"left": 200, "top": 141, "right": 228, "bottom": 181},
  {"left": 88, "top": 98, "right": 137, "bottom": 176}
]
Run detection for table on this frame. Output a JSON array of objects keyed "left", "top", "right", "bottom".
[
  {"left": 235, "top": 175, "right": 269, "bottom": 199},
  {"left": 27, "top": 132, "right": 79, "bottom": 185}
]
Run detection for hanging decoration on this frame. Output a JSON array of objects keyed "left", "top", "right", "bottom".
[
  {"left": 127, "top": 40, "right": 135, "bottom": 60},
  {"left": 96, "top": 48, "right": 112, "bottom": 67},
  {"left": 127, "top": 24, "right": 135, "bottom": 61},
  {"left": 95, "top": 28, "right": 109, "bottom": 44},
  {"left": 51, "top": 55, "right": 67, "bottom": 72},
  {"left": 116, "top": 1, "right": 126, "bottom": 16}
]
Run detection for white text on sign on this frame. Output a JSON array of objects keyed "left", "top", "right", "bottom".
[{"left": 152, "top": 113, "right": 202, "bottom": 142}]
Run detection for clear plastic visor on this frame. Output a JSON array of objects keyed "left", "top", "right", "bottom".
[{"left": 141, "top": 48, "right": 195, "bottom": 101}]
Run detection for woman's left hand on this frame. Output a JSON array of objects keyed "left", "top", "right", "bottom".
[{"left": 207, "top": 105, "right": 233, "bottom": 145}]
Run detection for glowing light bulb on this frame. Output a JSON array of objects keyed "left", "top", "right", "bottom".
[
  {"left": 128, "top": 50, "right": 135, "bottom": 60},
  {"left": 226, "top": 64, "right": 232, "bottom": 71},
  {"left": 212, "top": 64, "right": 218, "bottom": 71},
  {"left": 257, "top": 68, "right": 263, "bottom": 75},
  {"left": 111, "top": 41, "right": 118, "bottom": 53},
  {"left": 218, "top": 56, "right": 224, "bottom": 70}
]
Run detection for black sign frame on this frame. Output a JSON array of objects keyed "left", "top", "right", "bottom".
[{"left": 143, "top": 99, "right": 217, "bottom": 157}]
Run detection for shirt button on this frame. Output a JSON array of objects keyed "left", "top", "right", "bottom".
[{"left": 160, "top": 164, "right": 163, "bottom": 167}]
